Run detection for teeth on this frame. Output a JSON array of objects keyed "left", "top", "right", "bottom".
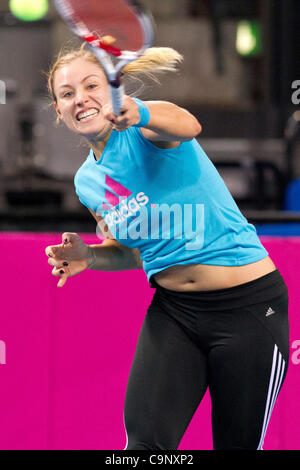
[{"left": 77, "top": 109, "right": 99, "bottom": 121}]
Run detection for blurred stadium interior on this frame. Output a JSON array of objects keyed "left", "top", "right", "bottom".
[{"left": 0, "top": 0, "right": 299, "bottom": 234}]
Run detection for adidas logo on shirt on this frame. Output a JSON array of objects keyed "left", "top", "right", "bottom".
[
  {"left": 105, "top": 192, "right": 149, "bottom": 227},
  {"left": 101, "top": 174, "right": 149, "bottom": 227},
  {"left": 266, "top": 307, "right": 275, "bottom": 317}
]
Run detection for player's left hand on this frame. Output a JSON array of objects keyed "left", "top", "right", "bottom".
[{"left": 102, "top": 96, "right": 141, "bottom": 131}]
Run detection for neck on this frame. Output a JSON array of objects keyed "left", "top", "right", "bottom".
[{"left": 83, "top": 125, "right": 113, "bottom": 161}]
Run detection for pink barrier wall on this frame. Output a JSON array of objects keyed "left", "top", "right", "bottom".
[{"left": 0, "top": 232, "right": 299, "bottom": 450}]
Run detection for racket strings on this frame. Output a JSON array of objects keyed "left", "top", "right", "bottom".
[{"left": 57, "top": 0, "right": 145, "bottom": 52}]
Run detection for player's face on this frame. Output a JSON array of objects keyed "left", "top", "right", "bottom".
[{"left": 53, "top": 57, "right": 111, "bottom": 137}]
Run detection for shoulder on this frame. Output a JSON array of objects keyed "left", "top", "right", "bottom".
[
  {"left": 74, "top": 150, "right": 93, "bottom": 182},
  {"left": 73, "top": 150, "right": 96, "bottom": 206}
]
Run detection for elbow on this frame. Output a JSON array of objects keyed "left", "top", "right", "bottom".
[
  {"left": 193, "top": 118, "right": 202, "bottom": 137},
  {"left": 182, "top": 119, "right": 202, "bottom": 141},
  {"left": 186, "top": 107, "right": 202, "bottom": 137},
  {"left": 180, "top": 106, "right": 202, "bottom": 139}
]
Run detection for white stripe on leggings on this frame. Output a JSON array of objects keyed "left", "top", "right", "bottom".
[
  {"left": 257, "top": 344, "right": 286, "bottom": 450},
  {"left": 123, "top": 411, "right": 129, "bottom": 450}
]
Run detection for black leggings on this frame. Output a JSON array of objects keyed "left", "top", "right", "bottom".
[{"left": 124, "top": 269, "right": 289, "bottom": 450}]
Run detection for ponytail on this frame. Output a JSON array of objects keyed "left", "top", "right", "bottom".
[{"left": 47, "top": 43, "right": 183, "bottom": 103}]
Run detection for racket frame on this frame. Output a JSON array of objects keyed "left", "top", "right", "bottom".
[{"left": 53, "top": 0, "right": 153, "bottom": 114}]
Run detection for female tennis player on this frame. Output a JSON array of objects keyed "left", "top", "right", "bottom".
[{"left": 45, "top": 44, "right": 289, "bottom": 450}]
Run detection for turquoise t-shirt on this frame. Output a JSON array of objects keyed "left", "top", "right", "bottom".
[{"left": 74, "top": 127, "right": 268, "bottom": 282}]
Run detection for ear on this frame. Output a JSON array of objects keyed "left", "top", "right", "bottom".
[{"left": 53, "top": 101, "right": 62, "bottom": 120}]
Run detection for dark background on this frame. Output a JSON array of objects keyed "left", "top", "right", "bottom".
[{"left": 0, "top": 0, "right": 299, "bottom": 233}]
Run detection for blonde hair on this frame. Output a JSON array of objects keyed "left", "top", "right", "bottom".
[{"left": 47, "top": 43, "right": 183, "bottom": 104}]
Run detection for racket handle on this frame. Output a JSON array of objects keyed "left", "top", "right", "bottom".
[{"left": 109, "top": 83, "right": 124, "bottom": 116}]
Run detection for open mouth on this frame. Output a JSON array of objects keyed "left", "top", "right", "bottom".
[{"left": 76, "top": 108, "right": 100, "bottom": 122}]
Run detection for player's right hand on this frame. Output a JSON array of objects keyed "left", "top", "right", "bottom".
[{"left": 45, "top": 232, "right": 94, "bottom": 288}]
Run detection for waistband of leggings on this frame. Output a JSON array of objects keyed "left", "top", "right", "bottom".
[{"left": 149, "top": 269, "right": 288, "bottom": 310}]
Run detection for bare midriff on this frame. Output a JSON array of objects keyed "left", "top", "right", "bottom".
[{"left": 152, "top": 256, "right": 276, "bottom": 292}]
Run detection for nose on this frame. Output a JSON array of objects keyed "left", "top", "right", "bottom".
[{"left": 75, "top": 88, "right": 89, "bottom": 106}]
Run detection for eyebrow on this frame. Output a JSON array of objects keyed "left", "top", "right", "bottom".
[{"left": 58, "top": 75, "right": 101, "bottom": 89}]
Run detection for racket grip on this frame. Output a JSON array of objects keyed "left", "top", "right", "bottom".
[{"left": 109, "top": 83, "right": 124, "bottom": 116}]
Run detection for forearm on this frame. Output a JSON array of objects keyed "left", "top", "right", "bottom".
[
  {"left": 144, "top": 101, "right": 202, "bottom": 141},
  {"left": 88, "top": 242, "right": 142, "bottom": 271}
]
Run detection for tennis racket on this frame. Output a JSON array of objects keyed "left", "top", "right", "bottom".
[{"left": 53, "top": 0, "right": 154, "bottom": 115}]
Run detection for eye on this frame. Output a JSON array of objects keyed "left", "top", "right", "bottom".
[
  {"left": 87, "top": 84, "right": 97, "bottom": 90},
  {"left": 63, "top": 91, "right": 73, "bottom": 98}
]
